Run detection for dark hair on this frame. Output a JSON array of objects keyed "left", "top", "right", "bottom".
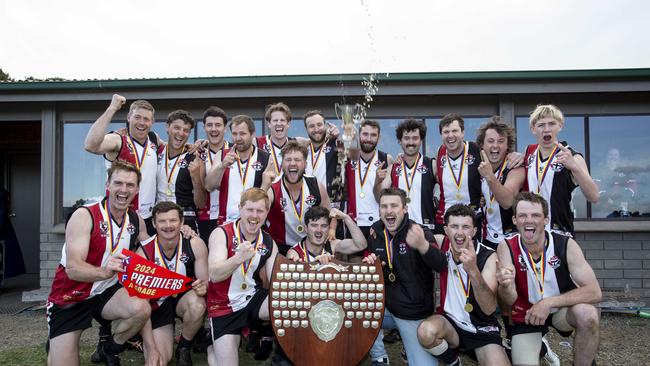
[
  {"left": 152, "top": 201, "right": 183, "bottom": 222},
  {"left": 475, "top": 116, "right": 515, "bottom": 153},
  {"left": 444, "top": 204, "right": 477, "bottom": 227},
  {"left": 303, "top": 110, "right": 325, "bottom": 125},
  {"left": 378, "top": 187, "right": 407, "bottom": 207},
  {"left": 107, "top": 160, "right": 141, "bottom": 185},
  {"left": 513, "top": 192, "right": 549, "bottom": 218},
  {"left": 281, "top": 139, "right": 308, "bottom": 159},
  {"left": 265, "top": 102, "right": 292, "bottom": 122},
  {"left": 396, "top": 118, "right": 426, "bottom": 140},
  {"left": 230, "top": 114, "right": 256, "bottom": 133},
  {"left": 166, "top": 109, "right": 195, "bottom": 129},
  {"left": 439, "top": 113, "right": 464, "bottom": 134},
  {"left": 304, "top": 206, "right": 330, "bottom": 226},
  {"left": 203, "top": 106, "right": 228, "bottom": 125},
  {"left": 360, "top": 119, "right": 381, "bottom": 134}
]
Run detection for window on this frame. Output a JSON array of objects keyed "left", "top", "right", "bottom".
[
  {"left": 426, "top": 117, "right": 489, "bottom": 157},
  {"left": 589, "top": 115, "right": 650, "bottom": 218}
]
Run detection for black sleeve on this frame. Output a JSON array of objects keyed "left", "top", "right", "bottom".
[{"left": 421, "top": 226, "right": 447, "bottom": 272}]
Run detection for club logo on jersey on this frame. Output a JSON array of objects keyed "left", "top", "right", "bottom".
[
  {"left": 465, "top": 154, "right": 476, "bottom": 165},
  {"left": 374, "top": 159, "right": 384, "bottom": 167},
  {"left": 263, "top": 143, "right": 272, "bottom": 153},
  {"left": 199, "top": 150, "right": 208, "bottom": 161},
  {"left": 258, "top": 243, "right": 269, "bottom": 256},
  {"left": 154, "top": 258, "right": 162, "bottom": 267},
  {"left": 279, "top": 197, "right": 288, "bottom": 211},
  {"left": 323, "top": 146, "right": 332, "bottom": 154},
  {"left": 179, "top": 159, "right": 189, "bottom": 169},
  {"left": 398, "top": 242, "right": 408, "bottom": 255},
  {"left": 252, "top": 161, "right": 263, "bottom": 171},
  {"left": 439, "top": 155, "right": 448, "bottom": 169},
  {"left": 127, "top": 223, "right": 136, "bottom": 235},
  {"left": 416, "top": 164, "right": 428, "bottom": 174},
  {"left": 179, "top": 252, "right": 189, "bottom": 263},
  {"left": 526, "top": 154, "right": 535, "bottom": 168},
  {"left": 517, "top": 254, "right": 528, "bottom": 272},
  {"left": 232, "top": 236, "right": 239, "bottom": 252},
  {"left": 350, "top": 160, "right": 358, "bottom": 169},
  {"left": 548, "top": 255, "right": 561, "bottom": 269},
  {"left": 550, "top": 161, "right": 564, "bottom": 172},
  {"left": 99, "top": 221, "right": 109, "bottom": 237},
  {"left": 394, "top": 166, "right": 403, "bottom": 175},
  {"left": 305, "top": 195, "right": 317, "bottom": 206}
]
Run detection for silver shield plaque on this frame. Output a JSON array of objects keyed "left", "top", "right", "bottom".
[{"left": 308, "top": 300, "right": 344, "bottom": 342}]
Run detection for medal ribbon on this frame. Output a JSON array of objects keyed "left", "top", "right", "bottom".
[
  {"left": 165, "top": 147, "right": 183, "bottom": 190},
  {"left": 283, "top": 178, "right": 304, "bottom": 225},
  {"left": 154, "top": 235, "right": 181, "bottom": 272},
  {"left": 358, "top": 151, "right": 376, "bottom": 192},
  {"left": 535, "top": 145, "right": 559, "bottom": 193},
  {"left": 453, "top": 259, "right": 472, "bottom": 301},
  {"left": 268, "top": 136, "right": 282, "bottom": 175},
  {"left": 309, "top": 139, "right": 328, "bottom": 170},
  {"left": 488, "top": 160, "right": 508, "bottom": 205},
  {"left": 236, "top": 221, "right": 263, "bottom": 278},
  {"left": 301, "top": 239, "right": 326, "bottom": 262},
  {"left": 126, "top": 135, "right": 148, "bottom": 170},
  {"left": 401, "top": 153, "right": 421, "bottom": 196},
  {"left": 447, "top": 142, "right": 467, "bottom": 194},
  {"left": 103, "top": 198, "right": 128, "bottom": 254},
  {"left": 235, "top": 147, "right": 253, "bottom": 186},
  {"left": 519, "top": 236, "right": 547, "bottom": 295},
  {"left": 383, "top": 229, "right": 395, "bottom": 273}
]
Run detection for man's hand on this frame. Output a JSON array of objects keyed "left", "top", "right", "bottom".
[
  {"left": 221, "top": 148, "right": 238, "bottom": 169},
  {"left": 180, "top": 225, "right": 198, "bottom": 239},
  {"left": 374, "top": 161, "right": 387, "bottom": 185},
  {"left": 188, "top": 157, "right": 202, "bottom": 180},
  {"left": 555, "top": 143, "right": 578, "bottom": 171},
  {"left": 187, "top": 139, "right": 209, "bottom": 156},
  {"left": 362, "top": 253, "right": 379, "bottom": 265},
  {"left": 103, "top": 253, "right": 126, "bottom": 278},
  {"left": 235, "top": 241, "right": 256, "bottom": 263},
  {"left": 329, "top": 207, "right": 347, "bottom": 220},
  {"left": 458, "top": 239, "right": 478, "bottom": 274},
  {"left": 405, "top": 224, "right": 428, "bottom": 252},
  {"left": 262, "top": 168, "right": 278, "bottom": 188},
  {"left": 109, "top": 94, "right": 126, "bottom": 113},
  {"left": 191, "top": 279, "right": 207, "bottom": 297},
  {"left": 143, "top": 344, "right": 162, "bottom": 366},
  {"left": 327, "top": 122, "right": 340, "bottom": 139},
  {"left": 495, "top": 259, "right": 515, "bottom": 287},
  {"left": 393, "top": 153, "right": 404, "bottom": 166},
  {"left": 314, "top": 253, "right": 335, "bottom": 265},
  {"left": 478, "top": 150, "right": 494, "bottom": 179},
  {"left": 505, "top": 151, "right": 524, "bottom": 169},
  {"left": 525, "top": 299, "right": 552, "bottom": 326},
  {"left": 287, "top": 250, "right": 301, "bottom": 262}
]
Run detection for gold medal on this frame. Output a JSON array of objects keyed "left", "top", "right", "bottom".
[
  {"left": 166, "top": 188, "right": 173, "bottom": 196},
  {"left": 487, "top": 207, "right": 493, "bottom": 215},
  {"left": 388, "top": 273, "right": 396, "bottom": 282},
  {"left": 241, "top": 283, "right": 248, "bottom": 290},
  {"left": 464, "top": 302, "right": 473, "bottom": 313},
  {"left": 406, "top": 196, "right": 411, "bottom": 204},
  {"left": 296, "top": 225, "right": 304, "bottom": 233},
  {"left": 455, "top": 192, "right": 462, "bottom": 200},
  {"left": 359, "top": 192, "right": 366, "bottom": 199}
]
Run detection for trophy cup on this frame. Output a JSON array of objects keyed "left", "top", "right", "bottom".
[{"left": 334, "top": 103, "right": 364, "bottom": 150}]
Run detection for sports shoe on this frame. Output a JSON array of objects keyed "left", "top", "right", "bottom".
[
  {"left": 371, "top": 357, "right": 390, "bottom": 366},
  {"left": 97, "top": 342, "right": 121, "bottom": 366},
  {"left": 541, "top": 336, "right": 560, "bottom": 366},
  {"left": 90, "top": 339, "right": 106, "bottom": 364},
  {"left": 175, "top": 346, "right": 193, "bottom": 366}
]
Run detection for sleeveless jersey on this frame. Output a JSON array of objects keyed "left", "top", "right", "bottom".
[
  {"left": 436, "top": 142, "right": 482, "bottom": 225},
  {"left": 345, "top": 150, "right": 387, "bottom": 227},
  {"left": 305, "top": 138, "right": 339, "bottom": 200},
  {"left": 438, "top": 238, "right": 499, "bottom": 333},
  {"left": 197, "top": 142, "right": 230, "bottom": 221},
  {"left": 481, "top": 165, "right": 515, "bottom": 245},
  {"left": 390, "top": 153, "right": 436, "bottom": 228},
  {"left": 217, "top": 146, "right": 270, "bottom": 224},
  {"left": 257, "top": 135, "right": 295, "bottom": 176},
  {"left": 141, "top": 235, "right": 196, "bottom": 308},
  {"left": 267, "top": 176, "right": 322, "bottom": 247},
  {"left": 291, "top": 237, "right": 333, "bottom": 262},
  {"left": 107, "top": 134, "right": 159, "bottom": 219},
  {"left": 48, "top": 199, "right": 140, "bottom": 305},
  {"left": 523, "top": 142, "right": 580, "bottom": 235},
  {"left": 206, "top": 220, "right": 273, "bottom": 317},
  {"left": 156, "top": 145, "right": 198, "bottom": 211},
  {"left": 506, "top": 231, "right": 576, "bottom": 323}
]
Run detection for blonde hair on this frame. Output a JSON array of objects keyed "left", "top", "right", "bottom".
[
  {"left": 529, "top": 104, "right": 564, "bottom": 128},
  {"left": 240, "top": 187, "right": 271, "bottom": 210}
]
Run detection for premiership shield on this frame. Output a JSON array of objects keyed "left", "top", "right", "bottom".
[{"left": 269, "top": 256, "right": 385, "bottom": 365}]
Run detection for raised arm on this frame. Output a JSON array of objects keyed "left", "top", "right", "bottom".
[
  {"left": 329, "top": 208, "right": 367, "bottom": 255},
  {"left": 557, "top": 143, "right": 600, "bottom": 203},
  {"left": 208, "top": 228, "right": 241, "bottom": 282},
  {"left": 460, "top": 242, "right": 497, "bottom": 315},
  {"left": 495, "top": 241, "right": 518, "bottom": 307},
  {"left": 205, "top": 148, "right": 237, "bottom": 191},
  {"left": 373, "top": 160, "right": 391, "bottom": 201},
  {"left": 84, "top": 94, "right": 124, "bottom": 158},
  {"left": 189, "top": 155, "right": 207, "bottom": 210}
]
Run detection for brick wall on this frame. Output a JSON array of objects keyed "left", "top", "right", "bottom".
[{"left": 39, "top": 232, "right": 64, "bottom": 289}]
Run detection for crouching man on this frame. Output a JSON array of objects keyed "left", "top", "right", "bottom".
[
  {"left": 417, "top": 204, "right": 510, "bottom": 365},
  {"left": 138, "top": 201, "right": 208, "bottom": 366},
  {"left": 497, "top": 192, "right": 601, "bottom": 366}
]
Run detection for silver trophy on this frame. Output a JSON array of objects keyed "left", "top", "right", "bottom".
[{"left": 334, "top": 103, "right": 364, "bottom": 150}]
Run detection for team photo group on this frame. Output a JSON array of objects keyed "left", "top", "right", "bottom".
[{"left": 45, "top": 94, "right": 602, "bottom": 366}]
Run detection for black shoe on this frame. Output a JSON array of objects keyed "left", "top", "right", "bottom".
[
  {"left": 246, "top": 330, "right": 260, "bottom": 353},
  {"left": 175, "top": 346, "right": 193, "bottom": 366},
  {"left": 254, "top": 338, "right": 273, "bottom": 360},
  {"left": 192, "top": 327, "right": 211, "bottom": 353},
  {"left": 98, "top": 342, "right": 121, "bottom": 366},
  {"left": 90, "top": 336, "right": 109, "bottom": 363},
  {"left": 383, "top": 329, "right": 401, "bottom": 344}
]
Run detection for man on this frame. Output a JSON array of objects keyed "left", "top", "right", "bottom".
[
  {"left": 47, "top": 161, "right": 157, "bottom": 366},
  {"left": 303, "top": 110, "right": 341, "bottom": 205},
  {"left": 156, "top": 110, "right": 206, "bottom": 231},
  {"left": 205, "top": 115, "right": 275, "bottom": 224},
  {"left": 137, "top": 201, "right": 208, "bottom": 366},
  {"left": 286, "top": 206, "right": 367, "bottom": 262},
  {"left": 376, "top": 118, "right": 436, "bottom": 229},
  {"left": 255, "top": 102, "right": 308, "bottom": 175},
  {"left": 345, "top": 119, "right": 393, "bottom": 237},
  {"left": 523, "top": 104, "right": 600, "bottom": 236},
  {"left": 207, "top": 188, "right": 278, "bottom": 366},
  {"left": 496, "top": 192, "right": 601, "bottom": 366},
  {"left": 84, "top": 94, "right": 160, "bottom": 235},
  {"left": 417, "top": 204, "right": 509, "bottom": 366},
  {"left": 476, "top": 117, "right": 525, "bottom": 250},
  {"left": 266, "top": 140, "right": 331, "bottom": 255},
  {"left": 363, "top": 187, "right": 447, "bottom": 365},
  {"left": 196, "top": 106, "right": 230, "bottom": 245}
]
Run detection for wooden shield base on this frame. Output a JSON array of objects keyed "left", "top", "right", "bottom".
[{"left": 269, "top": 256, "right": 385, "bottom": 366}]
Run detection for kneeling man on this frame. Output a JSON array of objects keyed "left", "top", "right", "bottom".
[
  {"left": 497, "top": 192, "right": 601, "bottom": 366},
  {"left": 417, "top": 204, "right": 510, "bottom": 365}
]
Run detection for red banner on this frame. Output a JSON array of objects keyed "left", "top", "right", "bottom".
[{"left": 118, "top": 249, "right": 193, "bottom": 299}]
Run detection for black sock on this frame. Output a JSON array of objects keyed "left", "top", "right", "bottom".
[
  {"left": 436, "top": 347, "right": 459, "bottom": 365},
  {"left": 178, "top": 335, "right": 194, "bottom": 348},
  {"left": 104, "top": 337, "right": 124, "bottom": 355},
  {"left": 502, "top": 314, "right": 513, "bottom": 340},
  {"left": 99, "top": 325, "right": 111, "bottom": 340}
]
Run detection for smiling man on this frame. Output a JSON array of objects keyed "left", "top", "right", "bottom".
[
  {"left": 303, "top": 110, "right": 341, "bottom": 204},
  {"left": 496, "top": 192, "right": 601, "bottom": 366},
  {"left": 255, "top": 103, "right": 307, "bottom": 175},
  {"left": 207, "top": 188, "right": 278, "bottom": 366}
]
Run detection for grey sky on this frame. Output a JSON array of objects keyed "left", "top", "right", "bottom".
[{"left": 1, "top": 0, "right": 649, "bottom": 80}]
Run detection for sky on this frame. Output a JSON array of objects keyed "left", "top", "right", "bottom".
[{"left": 1, "top": 0, "right": 649, "bottom": 80}]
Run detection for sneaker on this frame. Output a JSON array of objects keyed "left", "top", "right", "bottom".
[
  {"left": 175, "top": 346, "right": 193, "bottom": 366},
  {"left": 371, "top": 357, "right": 390, "bottom": 366},
  {"left": 255, "top": 338, "right": 273, "bottom": 360},
  {"left": 97, "top": 342, "right": 121, "bottom": 366},
  {"left": 90, "top": 339, "right": 106, "bottom": 364},
  {"left": 192, "top": 328, "right": 212, "bottom": 353},
  {"left": 124, "top": 335, "right": 143, "bottom": 353},
  {"left": 541, "top": 336, "right": 560, "bottom": 366}
]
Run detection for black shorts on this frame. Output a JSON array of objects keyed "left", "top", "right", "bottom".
[
  {"left": 442, "top": 314, "right": 503, "bottom": 353},
  {"left": 198, "top": 219, "right": 217, "bottom": 246},
  {"left": 151, "top": 290, "right": 190, "bottom": 329},
  {"left": 47, "top": 283, "right": 121, "bottom": 339},
  {"left": 511, "top": 316, "right": 573, "bottom": 338},
  {"left": 209, "top": 288, "right": 268, "bottom": 341}
]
